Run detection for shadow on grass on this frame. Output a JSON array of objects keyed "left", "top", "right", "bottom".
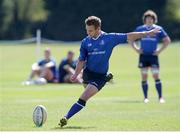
[{"left": 52, "top": 126, "right": 96, "bottom": 130}]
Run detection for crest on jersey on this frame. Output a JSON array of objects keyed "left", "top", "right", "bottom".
[
  {"left": 93, "top": 48, "right": 98, "bottom": 51},
  {"left": 88, "top": 43, "right": 92, "bottom": 47},
  {"left": 100, "top": 40, "right": 105, "bottom": 45}
]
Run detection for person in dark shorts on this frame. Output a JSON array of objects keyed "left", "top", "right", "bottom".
[
  {"left": 59, "top": 15, "right": 160, "bottom": 127},
  {"left": 58, "top": 51, "right": 82, "bottom": 83},
  {"left": 24, "top": 48, "right": 56, "bottom": 85},
  {"left": 131, "top": 10, "right": 171, "bottom": 103}
]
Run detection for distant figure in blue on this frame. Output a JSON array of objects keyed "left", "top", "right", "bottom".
[
  {"left": 58, "top": 51, "right": 82, "bottom": 84},
  {"left": 26, "top": 48, "right": 56, "bottom": 84},
  {"left": 59, "top": 16, "right": 161, "bottom": 127},
  {"left": 130, "top": 10, "right": 171, "bottom": 103}
]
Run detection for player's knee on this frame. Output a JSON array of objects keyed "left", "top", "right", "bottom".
[
  {"left": 142, "top": 73, "right": 148, "bottom": 81},
  {"left": 141, "top": 68, "right": 148, "bottom": 80},
  {"left": 153, "top": 74, "right": 159, "bottom": 80},
  {"left": 151, "top": 68, "right": 160, "bottom": 80}
]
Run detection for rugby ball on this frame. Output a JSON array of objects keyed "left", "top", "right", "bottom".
[{"left": 33, "top": 105, "right": 47, "bottom": 127}]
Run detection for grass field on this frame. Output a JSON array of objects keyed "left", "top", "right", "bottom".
[{"left": 0, "top": 42, "right": 180, "bottom": 131}]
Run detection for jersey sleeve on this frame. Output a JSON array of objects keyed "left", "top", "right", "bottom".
[
  {"left": 159, "top": 27, "right": 168, "bottom": 39},
  {"left": 61, "top": 61, "right": 68, "bottom": 70},
  {"left": 109, "top": 33, "right": 127, "bottom": 47},
  {"left": 59, "top": 60, "right": 65, "bottom": 69},
  {"left": 49, "top": 59, "right": 56, "bottom": 67},
  {"left": 37, "top": 59, "right": 44, "bottom": 66},
  {"left": 134, "top": 26, "right": 141, "bottom": 32},
  {"left": 72, "top": 60, "right": 77, "bottom": 69},
  {"left": 79, "top": 40, "right": 87, "bottom": 61}
]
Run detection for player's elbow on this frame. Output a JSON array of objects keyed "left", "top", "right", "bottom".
[
  {"left": 127, "top": 35, "right": 134, "bottom": 42},
  {"left": 163, "top": 36, "right": 171, "bottom": 45},
  {"left": 167, "top": 37, "right": 171, "bottom": 44}
]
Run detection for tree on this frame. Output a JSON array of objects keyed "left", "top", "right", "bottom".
[
  {"left": 0, "top": 0, "right": 7, "bottom": 39},
  {"left": 0, "top": 0, "right": 47, "bottom": 39},
  {"left": 44, "top": 0, "right": 175, "bottom": 41},
  {"left": 0, "top": 0, "right": 179, "bottom": 40}
]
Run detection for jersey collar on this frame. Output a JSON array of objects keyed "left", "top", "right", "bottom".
[
  {"left": 144, "top": 24, "right": 156, "bottom": 30},
  {"left": 91, "top": 31, "right": 104, "bottom": 40}
]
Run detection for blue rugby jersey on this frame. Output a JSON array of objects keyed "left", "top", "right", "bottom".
[
  {"left": 38, "top": 59, "right": 56, "bottom": 78},
  {"left": 58, "top": 58, "right": 76, "bottom": 82},
  {"left": 135, "top": 24, "right": 168, "bottom": 55},
  {"left": 79, "top": 31, "right": 127, "bottom": 74}
]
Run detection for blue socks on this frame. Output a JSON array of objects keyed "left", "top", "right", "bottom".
[
  {"left": 65, "top": 98, "right": 86, "bottom": 119},
  {"left": 155, "top": 79, "right": 162, "bottom": 98},
  {"left": 142, "top": 81, "right": 148, "bottom": 98},
  {"left": 141, "top": 79, "right": 162, "bottom": 99}
]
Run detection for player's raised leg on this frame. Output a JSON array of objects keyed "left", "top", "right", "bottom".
[{"left": 59, "top": 84, "right": 98, "bottom": 127}]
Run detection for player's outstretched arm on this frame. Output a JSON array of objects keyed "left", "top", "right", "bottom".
[
  {"left": 127, "top": 28, "right": 160, "bottom": 42},
  {"left": 71, "top": 60, "right": 85, "bottom": 82}
]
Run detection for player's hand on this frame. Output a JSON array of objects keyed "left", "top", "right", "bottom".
[
  {"left": 136, "top": 49, "right": 143, "bottom": 54},
  {"left": 153, "top": 50, "right": 161, "bottom": 56},
  {"left": 71, "top": 74, "right": 78, "bottom": 82},
  {"left": 147, "top": 28, "right": 161, "bottom": 36},
  {"left": 32, "top": 63, "right": 41, "bottom": 70}
]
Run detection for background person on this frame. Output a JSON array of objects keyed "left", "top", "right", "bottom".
[
  {"left": 130, "top": 10, "right": 171, "bottom": 103},
  {"left": 24, "top": 48, "right": 57, "bottom": 85},
  {"left": 58, "top": 16, "right": 160, "bottom": 127},
  {"left": 58, "top": 51, "right": 82, "bottom": 83}
]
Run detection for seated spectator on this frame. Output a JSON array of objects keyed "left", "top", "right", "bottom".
[
  {"left": 23, "top": 48, "right": 56, "bottom": 85},
  {"left": 58, "top": 51, "right": 82, "bottom": 83}
]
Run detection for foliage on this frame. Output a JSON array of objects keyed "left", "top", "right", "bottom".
[{"left": 0, "top": 0, "right": 179, "bottom": 40}]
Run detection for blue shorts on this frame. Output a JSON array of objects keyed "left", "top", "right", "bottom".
[
  {"left": 82, "top": 68, "right": 107, "bottom": 91},
  {"left": 138, "top": 54, "right": 159, "bottom": 68}
]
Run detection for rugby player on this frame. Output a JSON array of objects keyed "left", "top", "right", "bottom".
[
  {"left": 130, "top": 10, "right": 171, "bottom": 103},
  {"left": 59, "top": 16, "right": 161, "bottom": 127},
  {"left": 58, "top": 51, "right": 82, "bottom": 83},
  {"left": 26, "top": 48, "right": 56, "bottom": 84}
]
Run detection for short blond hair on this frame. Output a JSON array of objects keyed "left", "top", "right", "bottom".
[{"left": 143, "top": 10, "right": 158, "bottom": 24}]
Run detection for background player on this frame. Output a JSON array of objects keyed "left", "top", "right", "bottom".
[
  {"left": 59, "top": 16, "right": 161, "bottom": 127},
  {"left": 58, "top": 51, "right": 82, "bottom": 83},
  {"left": 130, "top": 10, "right": 171, "bottom": 103},
  {"left": 24, "top": 48, "right": 57, "bottom": 85}
]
